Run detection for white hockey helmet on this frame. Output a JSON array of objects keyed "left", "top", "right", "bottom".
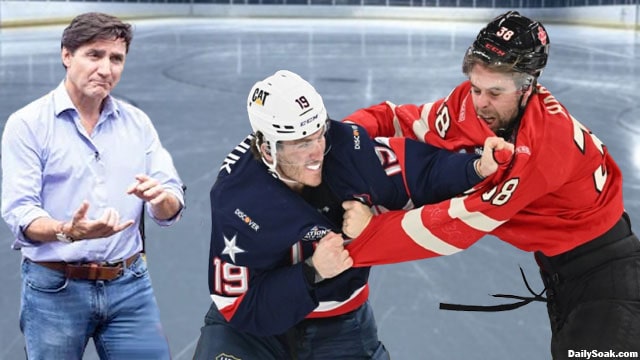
[
  {"left": 247, "top": 70, "right": 328, "bottom": 173},
  {"left": 248, "top": 70, "right": 327, "bottom": 143}
]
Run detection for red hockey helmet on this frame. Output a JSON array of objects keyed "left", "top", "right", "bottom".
[{"left": 466, "top": 11, "right": 550, "bottom": 77}]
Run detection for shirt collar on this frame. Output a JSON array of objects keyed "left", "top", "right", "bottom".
[{"left": 53, "top": 80, "right": 120, "bottom": 119}]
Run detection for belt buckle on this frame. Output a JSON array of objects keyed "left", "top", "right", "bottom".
[
  {"left": 83, "top": 263, "right": 123, "bottom": 281},
  {"left": 107, "top": 253, "right": 139, "bottom": 268},
  {"left": 104, "top": 258, "right": 126, "bottom": 268}
]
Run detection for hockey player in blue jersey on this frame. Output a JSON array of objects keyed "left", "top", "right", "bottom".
[{"left": 192, "top": 70, "right": 511, "bottom": 359}]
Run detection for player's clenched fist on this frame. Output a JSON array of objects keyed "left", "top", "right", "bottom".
[
  {"left": 476, "top": 136, "right": 514, "bottom": 178},
  {"left": 342, "top": 200, "right": 374, "bottom": 239},
  {"left": 310, "top": 232, "right": 353, "bottom": 280}
]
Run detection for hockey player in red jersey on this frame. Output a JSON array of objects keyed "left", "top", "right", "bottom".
[{"left": 342, "top": 11, "right": 640, "bottom": 358}]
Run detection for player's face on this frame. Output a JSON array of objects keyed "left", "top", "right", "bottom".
[
  {"left": 468, "top": 63, "right": 523, "bottom": 134},
  {"left": 276, "top": 126, "right": 327, "bottom": 189},
  {"left": 62, "top": 38, "right": 126, "bottom": 104}
]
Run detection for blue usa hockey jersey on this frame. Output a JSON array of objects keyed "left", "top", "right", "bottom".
[{"left": 208, "top": 120, "right": 482, "bottom": 336}]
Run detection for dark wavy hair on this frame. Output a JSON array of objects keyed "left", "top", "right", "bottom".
[{"left": 61, "top": 12, "right": 133, "bottom": 55}]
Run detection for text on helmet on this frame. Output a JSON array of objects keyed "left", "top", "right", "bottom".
[
  {"left": 252, "top": 88, "right": 270, "bottom": 106},
  {"left": 300, "top": 113, "right": 319, "bottom": 127}
]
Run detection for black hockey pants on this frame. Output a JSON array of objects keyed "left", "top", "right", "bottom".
[{"left": 535, "top": 212, "right": 640, "bottom": 359}]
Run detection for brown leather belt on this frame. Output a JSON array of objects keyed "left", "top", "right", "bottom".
[{"left": 33, "top": 253, "right": 140, "bottom": 281}]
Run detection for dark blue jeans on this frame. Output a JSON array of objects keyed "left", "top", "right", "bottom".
[{"left": 20, "top": 255, "right": 170, "bottom": 360}]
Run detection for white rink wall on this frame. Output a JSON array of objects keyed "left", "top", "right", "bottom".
[{"left": 0, "top": 2, "right": 638, "bottom": 29}]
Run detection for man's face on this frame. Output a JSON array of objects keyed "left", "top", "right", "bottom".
[
  {"left": 62, "top": 38, "right": 127, "bottom": 102},
  {"left": 275, "top": 126, "right": 327, "bottom": 189},
  {"left": 468, "top": 63, "right": 524, "bottom": 134}
]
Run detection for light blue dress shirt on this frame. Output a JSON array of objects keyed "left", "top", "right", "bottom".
[{"left": 1, "top": 81, "right": 185, "bottom": 262}]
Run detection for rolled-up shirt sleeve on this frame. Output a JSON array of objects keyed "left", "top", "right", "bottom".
[
  {"left": 143, "top": 115, "right": 185, "bottom": 226},
  {"left": 1, "top": 112, "right": 51, "bottom": 247}
]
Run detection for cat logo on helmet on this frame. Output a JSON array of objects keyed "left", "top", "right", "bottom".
[{"left": 251, "top": 88, "right": 270, "bottom": 106}]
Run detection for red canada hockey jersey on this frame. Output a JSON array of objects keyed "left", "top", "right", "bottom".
[{"left": 344, "top": 81, "right": 625, "bottom": 264}]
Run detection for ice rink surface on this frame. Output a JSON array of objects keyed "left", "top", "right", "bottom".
[{"left": 0, "top": 17, "right": 639, "bottom": 360}]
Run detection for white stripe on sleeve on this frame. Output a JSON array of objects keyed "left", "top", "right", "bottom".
[
  {"left": 384, "top": 101, "right": 404, "bottom": 137},
  {"left": 412, "top": 102, "right": 434, "bottom": 140},
  {"left": 400, "top": 208, "right": 463, "bottom": 256},
  {"left": 448, "top": 196, "right": 506, "bottom": 232}
]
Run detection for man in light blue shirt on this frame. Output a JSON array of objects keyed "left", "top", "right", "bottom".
[{"left": 1, "top": 12, "right": 184, "bottom": 360}]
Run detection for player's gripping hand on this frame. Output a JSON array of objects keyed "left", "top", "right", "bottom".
[
  {"left": 310, "top": 232, "right": 353, "bottom": 280},
  {"left": 476, "top": 136, "right": 514, "bottom": 178},
  {"left": 342, "top": 200, "right": 374, "bottom": 239}
]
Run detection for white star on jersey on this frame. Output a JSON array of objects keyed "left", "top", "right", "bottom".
[{"left": 222, "top": 233, "right": 245, "bottom": 263}]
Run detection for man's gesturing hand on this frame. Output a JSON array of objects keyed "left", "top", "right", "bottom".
[
  {"left": 62, "top": 200, "right": 134, "bottom": 241},
  {"left": 127, "top": 174, "right": 181, "bottom": 220},
  {"left": 126, "top": 174, "right": 167, "bottom": 205}
]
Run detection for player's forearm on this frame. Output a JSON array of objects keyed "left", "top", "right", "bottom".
[
  {"left": 401, "top": 139, "right": 482, "bottom": 205},
  {"left": 23, "top": 217, "right": 65, "bottom": 243},
  {"left": 150, "top": 192, "right": 182, "bottom": 221},
  {"left": 346, "top": 210, "right": 438, "bottom": 266}
]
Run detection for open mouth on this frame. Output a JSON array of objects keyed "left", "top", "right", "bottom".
[
  {"left": 479, "top": 115, "right": 495, "bottom": 125},
  {"left": 306, "top": 162, "right": 322, "bottom": 171}
]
